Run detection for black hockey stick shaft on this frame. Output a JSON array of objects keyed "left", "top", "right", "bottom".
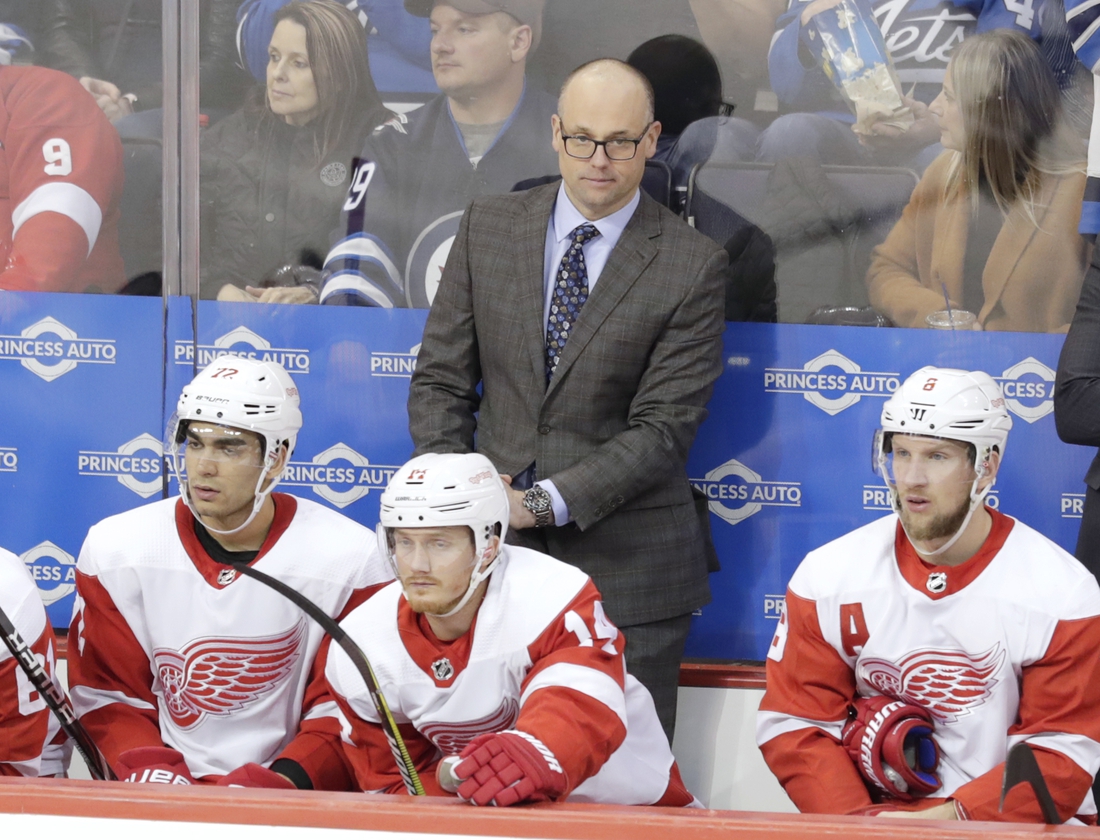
[
  {"left": 222, "top": 560, "right": 425, "bottom": 795},
  {"left": 999, "top": 742, "right": 1060, "bottom": 824},
  {"left": 0, "top": 605, "right": 115, "bottom": 781}
]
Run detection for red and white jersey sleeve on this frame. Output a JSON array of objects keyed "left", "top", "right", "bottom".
[
  {"left": 0, "top": 65, "right": 125, "bottom": 292},
  {"left": 327, "top": 545, "right": 691, "bottom": 805},
  {"left": 68, "top": 494, "right": 392, "bottom": 786},
  {"left": 0, "top": 547, "right": 67, "bottom": 777},
  {"left": 757, "top": 511, "right": 1100, "bottom": 823}
]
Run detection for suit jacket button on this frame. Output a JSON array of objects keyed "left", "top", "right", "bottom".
[
  {"left": 538, "top": 424, "right": 551, "bottom": 434},
  {"left": 615, "top": 496, "right": 624, "bottom": 505},
  {"left": 595, "top": 507, "right": 603, "bottom": 516}
]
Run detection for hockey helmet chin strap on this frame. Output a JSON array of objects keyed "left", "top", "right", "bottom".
[
  {"left": 429, "top": 544, "right": 502, "bottom": 618},
  {"left": 175, "top": 443, "right": 285, "bottom": 537},
  {"left": 884, "top": 449, "right": 993, "bottom": 558}
]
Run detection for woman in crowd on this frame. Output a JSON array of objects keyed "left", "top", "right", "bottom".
[
  {"left": 200, "top": 0, "right": 393, "bottom": 302},
  {"left": 867, "top": 29, "right": 1088, "bottom": 332}
]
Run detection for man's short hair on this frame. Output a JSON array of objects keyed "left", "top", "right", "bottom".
[{"left": 558, "top": 58, "right": 656, "bottom": 126}]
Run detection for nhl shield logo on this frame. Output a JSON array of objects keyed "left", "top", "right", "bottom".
[
  {"left": 217, "top": 568, "right": 237, "bottom": 586},
  {"left": 926, "top": 572, "right": 947, "bottom": 594},
  {"left": 431, "top": 657, "right": 455, "bottom": 681}
]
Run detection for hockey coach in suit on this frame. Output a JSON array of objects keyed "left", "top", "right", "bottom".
[{"left": 408, "top": 58, "right": 728, "bottom": 738}]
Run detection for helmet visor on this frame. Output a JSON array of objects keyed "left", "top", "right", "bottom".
[
  {"left": 877, "top": 433, "right": 978, "bottom": 488},
  {"left": 169, "top": 416, "right": 267, "bottom": 472}
]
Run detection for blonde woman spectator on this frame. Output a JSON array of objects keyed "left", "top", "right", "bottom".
[{"left": 867, "top": 30, "right": 1088, "bottom": 332}]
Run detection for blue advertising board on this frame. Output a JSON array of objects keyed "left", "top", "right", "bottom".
[{"left": 0, "top": 293, "right": 1089, "bottom": 661}]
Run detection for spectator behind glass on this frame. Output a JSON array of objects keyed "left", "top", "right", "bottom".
[
  {"left": 201, "top": 0, "right": 395, "bottom": 302},
  {"left": 38, "top": 0, "right": 248, "bottom": 125},
  {"left": 0, "top": 60, "right": 126, "bottom": 292},
  {"left": 867, "top": 30, "right": 1087, "bottom": 332},
  {"left": 760, "top": 0, "right": 1043, "bottom": 167},
  {"left": 626, "top": 35, "right": 758, "bottom": 187},
  {"left": 319, "top": 0, "right": 558, "bottom": 308}
]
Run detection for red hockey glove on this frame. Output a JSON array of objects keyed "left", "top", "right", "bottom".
[
  {"left": 841, "top": 695, "right": 940, "bottom": 801},
  {"left": 454, "top": 730, "right": 568, "bottom": 806},
  {"left": 115, "top": 747, "right": 196, "bottom": 785},
  {"left": 217, "top": 763, "right": 297, "bottom": 790}
]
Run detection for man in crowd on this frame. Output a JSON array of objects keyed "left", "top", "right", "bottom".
[
  {"left": 327, "top": 452, "right": 697, "bottom": 805},
  {"left": 407, "top": 58, "right": 727, "bottom": 739},
  {"left": 758, "top": 367, "right": 1100, "bottom": 823},
  {"left": 319, "top": 0, "right": 557, "bottom": 308},
  {"left": 68, "top": 358, "right": 392, "bottom": 789},
  {"left": 0, "top": 545, "right": 67, "bottom": 777}
]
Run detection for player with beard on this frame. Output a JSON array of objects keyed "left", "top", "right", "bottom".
[
  {"left": 68, "top": 358, "right": 392, "bottom": 789},
  {"left": 325, "top": 452, "right": 697, "bottom": 806},
  {"left": 757, "top": 367, "right": 1100, "bottom": 823}
]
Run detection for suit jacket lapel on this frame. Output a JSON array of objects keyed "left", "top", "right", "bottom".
[
  {"left": 515, "top": 186, "right": 557, "bottom": 386},
  {"left": 546, "top": 193, "right": 659, "bottom": 399}
]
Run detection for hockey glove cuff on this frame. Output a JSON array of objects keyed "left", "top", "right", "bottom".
[
  {"left": 454, "top": 730, "right": 568, "bottom": 806},
  {"left": 115, "top": 746, "right": 196, "bottom": 785},
  {"left": 841, "top": 695, "right": 940, "bottom": 801},
  {"left": 217, "top": 763, "right": 297, "bottom": 790}
]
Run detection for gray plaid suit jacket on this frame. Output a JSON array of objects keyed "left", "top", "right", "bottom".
[{"left": 408, "top": 183, "right": 728, "bottom": 626}]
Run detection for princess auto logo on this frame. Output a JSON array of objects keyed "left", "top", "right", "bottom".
[
  {"left": 764, "top": 350, "right": 900, "bottom": 416},
  {"left": 21, "top": 542, "right": 76, "bottom": 605},
  {"left": 371, "top": 343, "right": 420, "bottom": 378},
  {"left": 0, "top": 445, "right": 16, "bottom": 473},
  {"left": 994, "top": 358, "right": 1054, "bottom": 424},
  {"left": 691, "top": 458, "right": 801, "bottom": 526},
  {"left": 174, "top": 326, "right": 310, "bottom": 373},
  {"left": 0, "top": 316, "right": 116, "bottom": 382},
  {"left": 78, "top": 433, "right": 165, "bottom": 499},
  {"left": 862, "top": 485, "right": 998, "bottom": 511},
  {"left": 281, "top": 443, "right": 400, "bottom": 508}
]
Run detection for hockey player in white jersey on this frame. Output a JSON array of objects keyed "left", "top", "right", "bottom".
[
  {"left": 326, "top": 452, "right": 697, "bottom": 806},
  {"left": 68, "top": 358, "right": 393, "bottom": 790},
  {"left": 757, "top": 367, "right": 1100, "bottom": 823},
  {"left": 0, "top": 546, "right": 68, "bottom": 777}
]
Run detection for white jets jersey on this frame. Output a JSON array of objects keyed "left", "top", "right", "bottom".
[
  {"left": 327, "top": 545, "right": 693, "bottom": 806},
  {"left": 68, "top": 494, "right": 392, "bottom": 783},
  {"left": 0, "top": 548, "right": 67, "bottom": 777},
  {"left": 757, "top": 510, "right": 1100, "bottom": 822}
]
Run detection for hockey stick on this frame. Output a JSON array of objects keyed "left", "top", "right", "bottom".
[
  {"left": 999, "top": 742, "right": 1060, "bottom": 824},
  {"left": 0, "top": 604, "right": 115, "bottom": 781},
  {"left": 220, "top": 559, "right": 425, "bottom": 795}
]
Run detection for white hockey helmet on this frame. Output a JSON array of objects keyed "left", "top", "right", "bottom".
[
  {"left": 377, "top": 452, "right": 510, "bottom": 617},
  {"left": 168, "top": 357, "right": 302, "bottom": 535},
  {"left": 874, "top": 367, "right": 1012, "bottom": 555}
]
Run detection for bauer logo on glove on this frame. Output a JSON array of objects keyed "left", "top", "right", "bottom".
[{"left": 841, "top": 695, "right": 940, "bottom": 800}]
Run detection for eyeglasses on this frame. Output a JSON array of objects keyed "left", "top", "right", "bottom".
[{"left": 559, "top": 122, "right": 654, "bottom": 161}]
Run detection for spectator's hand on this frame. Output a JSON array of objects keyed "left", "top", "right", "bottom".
[
  {"left": 79, "top": 76, "right": 134, "bottom": 122},
  {"left": 499, "top": 475, "right": 536, "bottom": 530},
  {"left": 216, "top": 283, "right": 257, "bottom": 302},
  {"left": 856, "top": 97, "right": 939, "bottom": 156},
  {"left": 245, "top": 285, "right": 318, "bottom": 305}
]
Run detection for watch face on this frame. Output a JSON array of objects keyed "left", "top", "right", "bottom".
[{"left": 524, "top": 488, "right": 551, "bottom": 513}]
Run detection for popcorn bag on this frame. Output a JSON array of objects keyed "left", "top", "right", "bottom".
[{"left": 802, "top": 0, "right": 914, "bottom": 134}]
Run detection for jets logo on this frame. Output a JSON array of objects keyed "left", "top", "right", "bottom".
[
  {"left": 419, "top": 698, "right": 520, "bottom": 755},
  {"left": 858, "top": 645, "right": 1005, "bottom": 723},
  {"left": 153, "top": 622, "right": 305, "bottom": 729},
  {"left": 405, "top": 211, "right": 463, "bottom": 308}
]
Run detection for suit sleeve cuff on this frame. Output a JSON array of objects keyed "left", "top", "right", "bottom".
[{"left": 537, "top": 479, "right": 571, "bottom": 526}]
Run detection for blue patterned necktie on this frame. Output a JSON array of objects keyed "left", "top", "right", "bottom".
[{"left": 546, "top": 223, "right": 600, "bottom": 382}]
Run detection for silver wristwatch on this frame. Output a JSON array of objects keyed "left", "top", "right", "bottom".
[{"left": 522, "top": 485, "right": 554, "bottom": 527}]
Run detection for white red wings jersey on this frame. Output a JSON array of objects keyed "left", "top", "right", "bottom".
[
  {"left": 758, "top": 509, "right": 1100, "bottom": 823},
  {"left": 326, "top": 545, "right": 694, "bottom": 806},
  {"left": 0, "top": 65, "right": 125, "bottom": 293},
  {"left": 68, "top": 494, "right": 392, "bottom": 786},
  {"left": 0, "top": 548, "right": 67, "bottom": 777}
]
